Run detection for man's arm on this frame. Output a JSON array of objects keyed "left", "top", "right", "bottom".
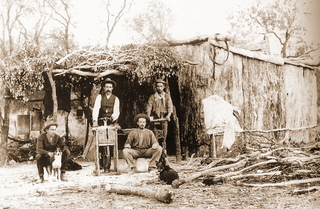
[
  {"left": 146, "top": 95, "right": 154, "bottom": 117},
  {"left": 123, "top": 131, "right": 134, "bottom": 149},
  {"left": 166, "top": 94, "right": 173, "bottom": 120},
  {"left": 57, "top": 135, "right": 70, "bottom": 153},
  {"left": 36, "top": 135, "right": 49, "bottom": 155},
  {"left": 92, "top": 94, "right": 102, "bottom": 125},
  {"left": 111, "top": 97, "right": 120, "bottom": 121},
  {"left": 150, "top": 130, "right": 160, "bottom": 149}
]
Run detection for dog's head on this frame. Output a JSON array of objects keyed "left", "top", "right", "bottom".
[
  {"left": 156, "top": 152, "right": 167, "bottom": 171},
  {"left": 54, "top": 147, "right": 62, "bottom": 157}
]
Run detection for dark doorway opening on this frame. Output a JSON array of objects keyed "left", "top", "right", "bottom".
[{"left": 166, "top": 77, "right": 181, "bottom": 155}]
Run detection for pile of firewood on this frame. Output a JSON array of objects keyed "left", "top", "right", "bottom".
[
  {"left": 173, "top": 142, "right": 320, "bottom": 189},
  {"left": 7, "top": 135, "right": 36, "bottom": 162},
  {"left": 7, "top": 134, "right": 83, "bottom": 162}
]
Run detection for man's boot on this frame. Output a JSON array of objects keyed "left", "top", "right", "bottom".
[{"left": 39, "top": 174, "right": 44, "bottom": 183}]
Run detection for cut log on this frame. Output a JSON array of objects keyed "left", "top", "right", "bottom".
[
  {"left": 239, "top": 177, "right": 320, "bottom": 187},
  {"left": 106, "top": 184, "right": 173, "bottom": 204},
  {"left": 36, "top": 183, "right": 173, "bottom": 204},
  {"left": 172, "top": 159, "right": 246, "bottom": 188}
]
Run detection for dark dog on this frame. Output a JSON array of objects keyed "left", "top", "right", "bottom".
[{"left": 156, "top": 153, "right": 179, "bottom": 185}]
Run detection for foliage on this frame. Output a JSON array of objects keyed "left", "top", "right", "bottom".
[
  {"left": 227, "top": 0, "right": 315, "bottom": 57},
  {"left": 129, "top": 0, "right": 173, "bottom": 44},
  {"left": 56, "top": 44, "right": 183, "bottom": 84},
  {"left": 0, "top": 42, "right": 61, "bottom": 98}
]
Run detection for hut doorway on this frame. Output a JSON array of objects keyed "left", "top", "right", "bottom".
[{"left": 167, "top": 77, "right": 181, "bottom": 155}]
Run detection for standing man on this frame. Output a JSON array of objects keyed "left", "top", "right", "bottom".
[
  {"left": 122, "top": 113, "right": 162, "bottom": 174},
  {"left": 36, "top": 123, "right": 70, "bottom": 183},
  {"left": 92, "top": 78, "right": 120, "bottom": 170},
  {"left": 92, "top": 78, "right": 120, "bottom": 126},
  {"left": 146, "top": 79, "right": 173, "bottom": 151}
]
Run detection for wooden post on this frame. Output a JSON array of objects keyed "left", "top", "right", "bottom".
[
  {"left": 172, "top": 106, "right": 181, "bottom": 163},
  {"left": 209, "top": 134, "right": 217, "bottom": 158},
  {"left": 113, "top": 128, "right": 119, "bottom": 173},
  {"left": 94, "top": 130, "right": 100, "bottom": 176}
]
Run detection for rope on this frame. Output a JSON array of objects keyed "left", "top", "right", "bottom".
[{"left": 209, "top": 40, "right": 230, "bottom": 65}]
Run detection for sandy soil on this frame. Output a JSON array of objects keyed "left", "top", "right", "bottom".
[{"left": 0, "top": 157, "right": 318, "bottom": 209}]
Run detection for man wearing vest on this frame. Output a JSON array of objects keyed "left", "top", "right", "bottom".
[
  {"left": 92, "top": 78, "right": 120, "bottom": 170},
  {"left": 92, "top": 78, "right": 120, "bottom": 126}
]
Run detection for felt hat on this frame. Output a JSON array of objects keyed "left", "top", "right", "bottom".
[
  {"left": 133, "top": 113, "right": 150, "bottom": 124},
  {"left": 43, "top": 122, "right": 58, "bottom": 132},
  {"left": 155, "top": 79, "right": 166, "bottom": 85},
  {"left": 101, "top": 78, "right": 116, "bottom": 88}
]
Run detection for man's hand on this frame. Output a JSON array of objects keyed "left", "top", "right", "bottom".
[
  {"left": 64, "top": 147, "right": 71, "bottom": 156},
  {"left": 48, "top": 152, "right": 53, "bottom": 157}
]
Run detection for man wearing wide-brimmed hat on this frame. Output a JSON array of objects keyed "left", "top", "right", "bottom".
[
  {"left": 92, "top": 77, "right": 120, "bottom": 126},
  {"left": 146, "top": 79, "right": 173, "bottom": 150},
  {"left": 35, "top": 122, "right": 70, "bottom": 182},
  {"left": 122, "top": 113, "right": 162, "bottom": 174}
]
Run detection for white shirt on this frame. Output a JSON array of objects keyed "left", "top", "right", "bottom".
[{"left": 92, "top": 94, "right": 120, "bottom": 122}]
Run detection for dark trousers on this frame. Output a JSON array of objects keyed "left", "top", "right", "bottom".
[{"left": 36, "top": 151, "right": 70, "bottom": 177}]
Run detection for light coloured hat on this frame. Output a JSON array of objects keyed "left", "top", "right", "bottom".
[{"left": 102, "top": 78, "right": 117, "bottom": 87}]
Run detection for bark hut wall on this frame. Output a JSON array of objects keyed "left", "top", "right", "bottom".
[{"left": 172, "top": 41, "right": 317, "bottom": 155}]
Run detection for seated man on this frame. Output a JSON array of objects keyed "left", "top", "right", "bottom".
[
  {"left": 122, "top": 113, "right": 162, "bottom": 173},
  {"left": 35, "top": 123, "right": 71, "bottom": 182}
]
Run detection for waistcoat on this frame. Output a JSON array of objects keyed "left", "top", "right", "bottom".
[{"left": 98, "top": 94, "right": 116, "bottom": 118}]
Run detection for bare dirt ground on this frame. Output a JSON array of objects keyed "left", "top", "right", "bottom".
[{"left": 0, "top": 157, "right": 318, "bottom": 209}]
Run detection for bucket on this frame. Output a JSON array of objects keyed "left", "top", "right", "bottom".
[{"left": 135, "top": 158, "right": 149, "bottom": 172}]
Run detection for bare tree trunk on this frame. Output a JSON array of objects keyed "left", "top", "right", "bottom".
[
  {"left": 0, "top": 90, "right": 11, "bottom": 166},
  {"left": 46, "top": 71, "right": 58, "bottom": 122}
]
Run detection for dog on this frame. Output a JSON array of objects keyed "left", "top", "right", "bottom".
[
  {"left": 51, "top": 147, "right": 62, "bottom": 181},
  {"left": 156, "top": 152, "right": 179, "bottom": 185},
  {"left": 44, "top": 147, "right": 62, "bottom": 182}
]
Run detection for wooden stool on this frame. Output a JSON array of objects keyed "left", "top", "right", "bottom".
[{"left": 93, "top": 126, "right": 118, "bottom": 175}]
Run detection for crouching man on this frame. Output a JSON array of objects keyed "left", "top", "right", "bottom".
[
  {"left": 122, "top": 113, "right": 162, "bottom": 174},
  {"left": 36, "top": 123, "right": 71, "bottom": 182}
]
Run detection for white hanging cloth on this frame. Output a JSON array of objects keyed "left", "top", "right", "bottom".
[{"left": 202, "top": 95, "right": 243, "bottom": 149}]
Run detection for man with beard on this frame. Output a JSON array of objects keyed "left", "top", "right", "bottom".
[
  {"left": 146, "top": 79, "right": 173, "bottom": 152},
  {"left": 92, "top": 78, "right": 120, "bottom": 170},
  {"left": 122, "top": 113, "right": 162, "bottom": 174}
]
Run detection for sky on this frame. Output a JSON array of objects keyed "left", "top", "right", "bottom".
[{"left": 72, "top": 0, "right": 247, "bottom": 47}]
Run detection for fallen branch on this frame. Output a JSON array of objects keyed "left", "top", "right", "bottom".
[
  {"left": 210, "top": 159, "right": 278, "bottom": 181},
  {"left": 199, "top": 154, "right": 248, "bottom": 171},
  {"left": 172, "top": 159, "right": 246, "bottom": 188},
  {"left": 239, "top": 177, "right": 320, "bottom": 187},
  {"left": 230, "top": 171, "right": 282, "bottom": 180},
  {"left": 53, "top": 69, "right": 124, "bottom": 77},
  {"left": 8, "top": 135, "right": 31, "bottom": 144},
  {"left": 292, "top": 186, "right": 320, "bottom": 195}
]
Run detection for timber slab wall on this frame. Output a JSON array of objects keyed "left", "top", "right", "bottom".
[{"left": 171, "top": 39, "right": 317, "bottom": 156}]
